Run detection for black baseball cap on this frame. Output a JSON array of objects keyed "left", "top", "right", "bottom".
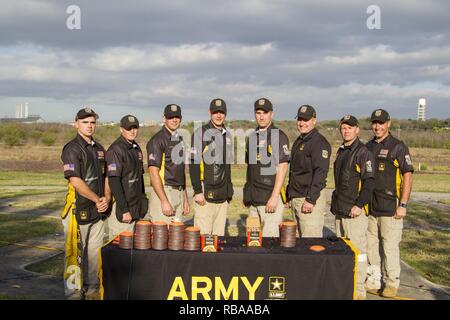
[
  {"left": 209, "top": 98, "right": 227, "bottom": 114},
  {"left": 296, "top": 105, "right": 316, "bottom": 120},
  {"left": 120, "top": 115, "right": 139, "bottom": 130},
  {"left": 76, "top": 107, "right": 98, "bottom": 120},
  {"left": 254, "top": 98, "right": 273, "bottom": 112},
  {"left": 164, "top": 104, "right": 182, "bottom": 118},
  {"left": 340, "top": 115, "right": 359, "bottom": 127},
  {"left": 370, "top": 109, "right": 390, "bottom": 123}
]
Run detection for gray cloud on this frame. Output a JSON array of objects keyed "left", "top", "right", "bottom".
[{"left": 0, "top": 0, "right": 449, "bottom": 122}]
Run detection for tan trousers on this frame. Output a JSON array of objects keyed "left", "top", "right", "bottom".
[
  {"left": 145, "top": 186, "right": 184, "bottom": 223},
  {"left": 194, "top": 201, "right": 228, "bottom": 236},
  {"left": 367, "top": 215, "right": 403, "bottom": 289},
  {"left": 335, "top": 213, "right": 368, "bottom": 295},
  {"left": 78, "top": 219, "right": 105, "bottom": 295},
  {"left": 248, "top": 196, "right": 285, "bottom": 237},
  {"left": 106, "top": 202, "right": 135, "bottom": 241},
  {"left": 291, "top": 195, "right": 326, "bottom": 237}
]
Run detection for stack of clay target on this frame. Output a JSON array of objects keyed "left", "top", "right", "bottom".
[
  {"left": 184, "top": 226, "right": 201, "bottom": 251},
  {"left": 134, "top": 220, "right": 152, "bottom": 250},
  {"left": 280, "top": 221, "right": 297, "bottom": 248},
  {"left": 152, "top": 221, "right": 168, "bottom": 250},
  {"left": 119, "top": 231, "right": 134, "bottom": 249},
  {"left": 168, "top": 221, "right": 185, "bottom": 251}
]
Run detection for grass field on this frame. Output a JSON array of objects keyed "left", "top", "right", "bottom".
[
  {"left": 0, "top": 213, "right": 62, "bottom": 248},
  {"left": 26, "top": 253, "right": 64, "bottom": 278},
  {"left": 0, "top": 171, "right": 64, "bottom": 187},
  {"left": 0, "top": 189, "right": 62, "bottom": 199},
  {"left": 400, "top": 202, "right": 450, "bottom": 287},
  {"left": 0, "top": 168, "right": 449, "bottom": 193}
]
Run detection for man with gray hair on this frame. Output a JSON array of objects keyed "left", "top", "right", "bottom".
[{"left": 287, "top": 105, "right": 331, "bottom": 238}]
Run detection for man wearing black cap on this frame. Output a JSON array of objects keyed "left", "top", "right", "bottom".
[
  {"left": 146, "top": 104, "right": 189, "bottom": 223},
  {"left": 331, "top": 115, "right": 375, "bottom": 300},
  {"left": 61, "top": 107, "right": 111, "bottom": 299},
  {"left": 365, "top": 109, "right": 414, "bottom": 298},
  {"left": 190, "top": 98, "right": 233, "bottom": 236},
  {"left": 287, "top": 104, "right": 331, "bottom": 237},
  {"left": 106, "top": 115, "right": 148, "bottom": 239},
  {"left": 243, "top": 98, "right": 290, "bottom": 237}
]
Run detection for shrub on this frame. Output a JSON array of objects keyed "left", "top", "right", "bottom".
[
  {"left": 1, "top": 124, "right": 26, "bottom": 146},
  {"left": 41, "top": 132, "right": 56, "bottom": 146}
]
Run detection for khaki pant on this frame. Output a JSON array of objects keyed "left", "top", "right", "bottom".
[
  {"left": 78, "top": 219, "right": 105, "bottom": 295},
  {"left": 145, "top": 186, "right": 184, "bottom": 223},
  {"left": 336, "top": 213, "right": 368, "bottom": 295},
  {"left": 248, "top": 196, "right": 285, "bottom": 237},
  {"left": 291, "top": 195, "right": 326, "bottom": 237},
  {"left": 62, "top": 215, "right": 105, "bottom": 298},
  {"left": 106, "top": 202, "right": 135, "bottom": 241},
  {"left": 367, "top": 215, "right": 403, "bottom": 289},
  {"left": 194, "top": 201, "right": 228, "bottom": 236}
]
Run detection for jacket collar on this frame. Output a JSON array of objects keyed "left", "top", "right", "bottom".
[
  {"left": 371, "top": 132, "right": 392, "bottom": 145},
  {"left": 298, "top": 128, "right": 318, "bottom": 142},
  {"left": 207, "top": 121, "right": 227, "bottom": 135},
  {"left": 340, "top": 137, "right": 361, "bottom": 151},
  {"left": 76, "top": 133, "right": 95, "bottom": 148},
  {"left": 118, "top": 135, "right": 137, "bottom": 149}
]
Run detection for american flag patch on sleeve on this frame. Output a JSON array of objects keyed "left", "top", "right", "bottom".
[
  {"left": 63, "top": 164, "right": 75, "bottom": 171},
  {"left": 108, "top": 163, "right": 117, "bottom": 171}
]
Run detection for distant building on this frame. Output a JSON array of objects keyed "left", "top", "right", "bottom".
[
  {"left": 1, "top": 103, "right": 44, "bottom": 123},
  {"left": 0, "top": 115, "right": 44, "bottom": 124},
  {"left": 143, "top": 120, "right": 158, "bottom": 127},
  {"left": 417, "top": 98, "right": 426, "bottom": 121}
]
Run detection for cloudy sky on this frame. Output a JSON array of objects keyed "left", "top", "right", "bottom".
[{"left": 0, "top": 0, "right": 449, "bottom": 122}]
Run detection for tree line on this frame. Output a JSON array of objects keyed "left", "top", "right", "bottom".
[{"left": 0, "top": 118, "right": 449, "bottom": 149}]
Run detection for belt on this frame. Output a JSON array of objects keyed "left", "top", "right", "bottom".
[{"left": 166, "top": 185, "right": 185, "bottom": 191}]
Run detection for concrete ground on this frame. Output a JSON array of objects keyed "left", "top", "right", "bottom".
[{"left": 0, "top": 189, "right": 449, "bottom": 300}]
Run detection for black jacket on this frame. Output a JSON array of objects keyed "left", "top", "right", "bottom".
[
  {"left": 106, "top": 136, "right": 148, "bottom": 221},
  {"left": 189, "top": 121, "right": 234, "bottom": 203},
  {"left": 287, "top": 128, "right": 331, "bottom": 205},
  {"left": 61, "top": 134, "right": 107, "bottom": 224}
]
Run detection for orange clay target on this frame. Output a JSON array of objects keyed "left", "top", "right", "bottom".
[{"left": 309, "top": 245, "right": 326, "bottom": 252}]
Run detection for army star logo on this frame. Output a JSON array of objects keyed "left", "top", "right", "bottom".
[
  {"left": 322, "top": 150, "right": 329, "bottom": 158},
  {"left": 300, "top": 106, "right": 307, "bottom": 113},
  {"left": 79, "top": 211, "right": 88, "bottom": 220},
  {"left": 85, "top": 108, "right": 92, "bottom": 113},
  {"left": 258, "top": 99, "right": 265, "bottom": 105},
  {"left": 344, "top": 115, "right": 351, "bottom": 120},
  {"left": 272, "top": 279, "right": 282, "bottom": 290},
  {"left": 375, "top": 110, "right": 382, "bottom": 116},
  {"left": 215, "top": 99, "right": 222, "bottom": 106},
  {"left": 128, "top": 116, "right": 135, "bottom": 122},
  {"left": 268, "top": 276, "right": 286, "bottom": 299},
  {"left": 171, "top": 104, "right": 177, "bottom": 111}
]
